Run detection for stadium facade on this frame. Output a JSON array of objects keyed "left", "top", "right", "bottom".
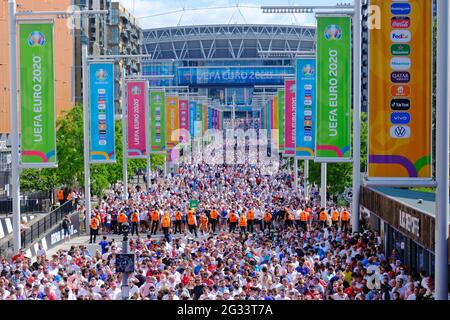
[{"left": 141, "top": 24, "right": 316, "bottom": 125}]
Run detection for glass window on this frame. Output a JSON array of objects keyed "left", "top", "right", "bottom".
[
  {"left": 111, "top": 8, "right": 119, "bottom": 25},
  {"left": 110, "top": 27, "right": 119, "bottom": 44}
]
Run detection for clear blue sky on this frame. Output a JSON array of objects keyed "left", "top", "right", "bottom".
[{"left": 119, "top": 0, "right": 353, "bottom": 29}]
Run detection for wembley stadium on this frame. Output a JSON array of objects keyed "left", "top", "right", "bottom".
[{"left": 141, "top": 24, "right": 316, "bottom": 124}]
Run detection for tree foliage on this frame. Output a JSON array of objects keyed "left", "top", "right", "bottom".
[
  {"left": 305, "top": 112, "right": 368, "bottom": 195},
  {"left": 21, "top": 105, "right": 164, "bottom": 197}
]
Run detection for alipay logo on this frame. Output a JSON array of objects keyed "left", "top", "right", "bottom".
[
  {"left": 28, "top": 31, "right": 46, "bottom": 47},
  {"left": 324, "top": 25, "right": 342, "bottom": 40}
]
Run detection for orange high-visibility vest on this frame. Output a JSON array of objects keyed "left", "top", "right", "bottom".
[
  {"left": 210, "top": 210, "right": 218, "bottom": 219},
  {"left": 264, "top": 212, "right": 271, "bottom": 222},
  {"left": 57, "top": 190, "right": 64, "bottom": 201},
  {"left": 90, "top": 217, "right": 99, "bottom": 229},
  {"left": 341, "top": 211, "right": 349, "bottom": 221},
  {"left": 151, "top": 211, "right": 159, "bottom": 221},
  {"left": 229, "top": 213, "right": 237, "bottom": 223},
  {"left": 319, "top": 211, "right": 327, "bottom": 221},
  {"left": 131, "top": 212, "right": 139, "bottom": 222},
  {"left": 332, "top": 211, "right": 339, "bottom": 222},
  {"left": 162, "top": 216, "right": 171, "bottom": 228},
  {"left": 187, "top": 212, "right": 196, "bottom": 225},
  {"left": 287, "top": 210, "right": 293, "bottom": 221},
  {"left": 300, "top": 211, "right": 308, "bottom": 222},
  {"left": 247, "top": 210, "right": 254, "bottom": 220},
  {"left": 239, "top": 215, "right": 247, "bottom": 227},
  {"left": 118, "top": 213, "right": 127, "bottom": 223},
  {"left": 175, "top": 211, "right": 182, "bottom": 221}
]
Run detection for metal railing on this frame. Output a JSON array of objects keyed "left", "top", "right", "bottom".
[
  {"left": 0, "top": 201, "right": 76, "bottom": 257},
  {"left": 0, "top": 198, "right": 49, "bottom": 216}
]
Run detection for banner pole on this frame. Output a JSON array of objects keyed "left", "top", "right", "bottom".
[
  {"left": 8, "top": 0, "right": 21, "bottom": 252},
  {"left": 321, "top": 163, "right": 327, "bottom": 209},
  {"left": 351, "top": 0, "right": 362, "bottom": 234},
  {"left": 122, "top": 69, "right": 128, "bottom": 200},
  {"left": 82, "top": 44, "right": 91, "bottom": 235},
  {"left": 304, "top": 160, "right": 309, "bottom": 199},
  {"left": 435, "top": 0, "right": 449, "bottom": 301},
  {"left": 294, "top": 158, "right": 298, "bottom": 190}
]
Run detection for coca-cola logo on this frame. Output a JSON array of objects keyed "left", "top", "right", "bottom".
[{"left": 391, "top": 16, "right": 410, "bottom": 28}]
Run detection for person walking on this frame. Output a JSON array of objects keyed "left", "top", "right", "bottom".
[
  {"left": 89, "top": 215, "right": 100, "bottom": 244},
  {"left": 131, "top": 210, "right": 139, "bottom": 236},
  {"left": 62, "top": 215, "right": 72, "bottom": 243}
]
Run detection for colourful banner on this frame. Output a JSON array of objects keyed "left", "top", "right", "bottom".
[
  {"left": 296, "top": 57, "right": 316, "bottom": 159},
  {"left": 165, "top": 96, "right": 179, "bottom": 151},
  {"left": 368, "top": 0, "right": 432, "bottom": 180},
  {"left": 266, "top": 100, "right": 271, "bottom": 141},
  {"left": 126, "top": 81, "right": 148, "bottom": 159},
  {"left": 273, "top": 95, "right": 279, "bottom": 149},
  {"left": 150, "top": 90, "right": 166, "bottom": 154},
  {"left": 19, "top": 22, "right": 57, "bottom": 168},
  {"left": 189, "top": 101, "right": 196, "bottom": 137},
  {"left": 179, "top": 99, "right": 189, "bottom": 141},
  {"left": 203, "top": 105, "right": 208, "bottom": 132},
  {"left": 315, "top": 16, "right": 351, "bottom": 162},
  {"left": 207, "top": 108, "right": 213, "bottom": 130},
  {"left": 278, "top": 89, "right": 285, "bottom": 152},
  {"left": 284, "top": 79, "right": 296, "bottom": 156},
  {"left": 89, "top": 62, "right": 115, "bottom": 163},
  {"left": 194, "top": 103, "right": 203, "bottom": 138}
]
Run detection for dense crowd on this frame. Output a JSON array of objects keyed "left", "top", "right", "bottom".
[{"left": 0, "top": 162, "right": 436, "bottom": 300}]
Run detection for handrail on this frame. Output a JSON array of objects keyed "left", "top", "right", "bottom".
[
  {"left": 0, "top": 198, "right": 49, "bottom": 216},
  {"left": 0, "top": 201, "right": 77, "bottom": 258}
]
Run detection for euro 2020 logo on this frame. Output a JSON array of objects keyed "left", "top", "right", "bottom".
[
  {"left": 28, "top": 31, "right": 46, "bottom": 47},
  {"left": 96, "top": 69, "right": 107, "bottom": 81},
  {"left": 324, "top": 25, "right": 342, "bottom": 40},
  {"left": 131, "top": 86, "right": 141, "bottom": 95},
  {"left": 302, "top": 64, "right": 314, "bottom": 77}
]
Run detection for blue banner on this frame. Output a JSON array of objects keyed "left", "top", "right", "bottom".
[
  {"left": 266, "top": 100, "right": 271, "bottom": 138},
  {"left": 189, "top": 101, "right": 196, "bottom": 138},
  {"left": 89, "top": 63, "right": 115, "bottom": 163},
  {"left": 208, "top": 108, "right": 213, "bottom": 130},
  {"left": 178, "top": 66, "right": 295, "bottom": 86},
  {"left": 295, "top": 57, "right": 316, "bottom": 159}
]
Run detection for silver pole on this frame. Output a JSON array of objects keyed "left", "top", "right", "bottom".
[
  {"left": 294, "top": 158, "right": 298, "bottom": 190},
  {"left": 304, "top": 160, "right": 309, "bottom": 199},
  {"left": 351, "top": 0, "right": 362, "bottom": 233},
  {"left": 121, "top": 235, "right": 129, "bottom": 300},
  {"left": 8, "top": 0, "right": 21, "bottom": 253},
  {"left": 147, "top": 156, "right": 151, "bottom": 191},
  {"left": 122, "top": 69, "right": 128, "bottom": 200},
  {"left": 82, "top": 44, "right": 91, "bottom": 235},
  {"left": 321, "top": 163, "right": 327, "bottom": 209},
  {"left": 435, "top": 0, "right": 449, "bottom": 301}
]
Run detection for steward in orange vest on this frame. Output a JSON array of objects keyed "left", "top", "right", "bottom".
[
  {"left": 319, "top": 210, "right": 328, "bottom": 228},
  {"left": 174, "top": 210, "right": 183, "bottom": 234},
  {"left": 341, "top": 209, "right": 350, "bottom": 231},
  {"left": 300, "top": 210, "right": 308, "bottom": 231},
  {"left": 186, "top": 209, "right": 198, "bottom": 237},
  {"left": 264, "top": 212, "right": 272, "bottom": 231},
  {"left": 209, "top": 209, "right": 218, "bottom": 233},
  {"left": 246, "top": 210, "right": 255, "bottom": 233},
  {"left": 89, "top": 216, "right": 100, "bottom": 244},
  {"left": 150, "top": 210, "right": 160, "bottom": 235},
  {"left": 285, "top": 208, "right": 294, "bottom": 228},
  {"left": 239, "top": 215, "right": 247, "bottom": 234},
  {"left": 228, "top": 212, "right": 238, "bottom": 233},
  {"left": 131, "top": 211, "right": 139, "bottom": 236},
  {"left": 331, "top": 210, "right": 339, "bottom": 228}
]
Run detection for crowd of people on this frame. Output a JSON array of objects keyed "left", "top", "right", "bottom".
[{"left": 0, "top": 162, "right": 437, "bottom": 300}]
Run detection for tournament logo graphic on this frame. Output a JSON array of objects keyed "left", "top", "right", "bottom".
[
  {"left": 154, "top": 95, "right": 162, "bottom": 103},
  {"left": 95, "top": 69, "right": 108, "bottom": 81},
  {"left": 131, "top": 86, "right": 141, "bottom": 95},
  {"left": 290, "top": 84, "right": 296, "bottom": 93},
  {"left": 28, "top": 31, "right": 46, "bottom": 47},
  {"left": 324, "top": 25, "right": 342, "bottom": 40},
  {"left": 302, "top": 64, "right": 314, "bottom": 76}
]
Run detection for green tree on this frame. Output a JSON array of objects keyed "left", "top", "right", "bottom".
[
  {"left": 306, "top": 112, "right": 368, "bottom": 196},
  {"left": 21, "top": 105, "right": 165, "bottom": 197}
]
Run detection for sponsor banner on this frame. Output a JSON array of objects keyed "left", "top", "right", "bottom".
[
  {"left": 278, "top": 90, "right": 285, "bottom": 152},
  {"left": 284, "top": 79, "right": 296, "bottom": 156},
  {"left": 89, "top": 62, "right": 115, "bottom": 163},
  {"left": 165, "top": 96, "right": 179, "bottom": 152},
  {"left": 315, "top": 16, "right": 352, "bottom": 162},
  {"left": 179, "top": 99, "right": 189, "bottom": 143},
  {"left": 178, "top": 66, "right": 295, "bottom": 86},
  {"left": 19, "top": 22, "right": 57, "bottom": 168},
  {"left": 203, "top": 105, "right": 208, "bottom": 132},
  {"left": 150, "top": 90, "right": 166, "bottom": 153},
  {"left": 127, "top": 81, "right": 148, "bottom": 159},
  {"left": 189, "top": 101, "right": 196, "bottom": 137},
  {"left": 295, "top": 57, "right": 316, "bottom": 160},
  {"left": 368, "top": 0, "right": 432, "bottom": 180},
  {"left": 195, "top": 103, "right": 203, "bottom": 137},
  {"left": 207, "top": 107, "right": 213, "bottom": 130},
  {"left": 272, "top": 95, "right": 279, "bottom": 149}
]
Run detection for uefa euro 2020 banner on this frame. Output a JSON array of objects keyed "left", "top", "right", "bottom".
[
  {"left": 296, "top": 57, "right": 316, "bottom": 160},
  {"left": 19, "top": 22, "right": 57, "bottom": 168},
  {"left": 89, "top": 62, "right": 115, "bottom": 164},
  {"left": 284, "top": 79, "right": 296, "bottom": 157},
  {"left": 126, "top": 81, "right": 149, "bottom": 159},
  {"left": 315, "top": 16, "right": 351, "bottom": 163},
  {"left": 278, "top": 89, "right": 285, "bottom": 152},
  {"left": 368, "top": 0, "right": 432, "bottom": 182},
  {"left": 189, "top": 101, "right": 196, "bottom": 138},
  {"left": 150, "top": 90, "right": 166, "bottom": 154}
]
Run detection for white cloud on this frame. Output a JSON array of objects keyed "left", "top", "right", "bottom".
[{"left": 119, "top": 0, "right": 320, "bottom": 29}]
